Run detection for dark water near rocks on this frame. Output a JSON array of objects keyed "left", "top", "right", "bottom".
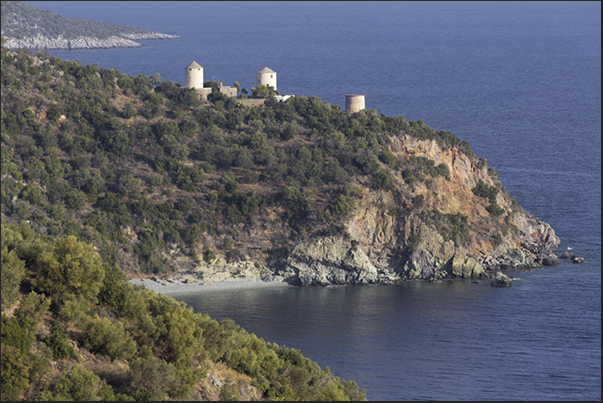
[{"left": 27, "top": 1, "right": 601, "bottom": 400}]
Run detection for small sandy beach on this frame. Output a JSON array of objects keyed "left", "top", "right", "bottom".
[{"left": 129, "top": 277, "right": 293, "bottom": 296}]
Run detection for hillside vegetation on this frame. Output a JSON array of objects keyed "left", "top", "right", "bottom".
[
  {"left": 1, "top": 41, "right": 561, "bottom": 401},
  {"left": 0, "top": 43, "right": 559, "bottom": 286},
  {"left": 1, "top": 220, "right": 365, "bottom": 401}
]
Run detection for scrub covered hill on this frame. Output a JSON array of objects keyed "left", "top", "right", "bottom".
[
  {"left": 1, "top": 220, "right": 366, "bottom": 401},
  {"left": 1, "top": 1, "right": 180, "bottom": 50},
  {"left": 0, "top": 44, "right": 560, "bottom": 286}
]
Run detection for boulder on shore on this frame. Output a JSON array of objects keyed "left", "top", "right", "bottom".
[
  {"left": 560, "top": 252, "right": 576, "bottom": 259},
  {"left": 542, "top": 255, "right": 561, "bottom": 266},
  {"left": 491, "top": 271, "right": 513, "bottom": 287},
  {"left": 571, "top": 256, "right": 587, "bottom": 264}
]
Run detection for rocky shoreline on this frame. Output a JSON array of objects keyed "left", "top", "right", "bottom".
[
  {"left": 130, "top": 246, "right": 583, "bottom": 296},
  {"left": 3, "top": 32, "right": 180, "bottom": 51}
]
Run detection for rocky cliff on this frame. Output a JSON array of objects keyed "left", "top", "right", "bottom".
[
  {"left": 181, "top": 134, "right": 560, "bottom": 286},
  {"left": 272, "top": 135, "right": 559, "bottom": 285}
]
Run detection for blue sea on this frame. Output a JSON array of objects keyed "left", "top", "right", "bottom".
[{"left": 26, "top": 1, "right": 601, "bottom": 400}]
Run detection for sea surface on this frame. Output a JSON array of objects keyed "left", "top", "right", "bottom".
[{"left": 26, "top": 1, "right": 601, "bottom": 400}]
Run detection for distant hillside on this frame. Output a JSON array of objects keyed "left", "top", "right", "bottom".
[{"left": 1, "top": 1, "right": 180, "bottom": 50}]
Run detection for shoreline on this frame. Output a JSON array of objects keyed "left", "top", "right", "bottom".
[{"left": 129, "top": 277, "right": 294, "bottom": 296}]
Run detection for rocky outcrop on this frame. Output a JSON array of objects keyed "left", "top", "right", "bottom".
[
  {"left": 276, "top": 237, "right": 381, "bottom": 286},
  {"left": 273, "top": 135, "right": 559, "bottom": 286},
  {"left": 491, "top": 271, "right": 513, "bottom": 287},
  {"left": 559, "top": 252, "right": 586, "bottom": 264},
  {"left": 188, "top": 135, "right": 560, "bottom": 287}
]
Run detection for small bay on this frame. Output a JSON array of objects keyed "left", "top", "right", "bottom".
[{"left": 174, "top": 264, "right": 600, "bottom": 400}]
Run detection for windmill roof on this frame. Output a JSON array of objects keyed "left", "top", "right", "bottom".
[
  {"left": 186, "top": 61, "right": 202, "bottom": 69},
  {"left": 257, "top": 67, "right": 276, "bottom": 74}
]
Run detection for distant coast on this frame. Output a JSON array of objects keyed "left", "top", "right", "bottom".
[
  {"left": 3, "top": 32, "right": 180, "bottom": 51},
  {"left": 1, "top": 1, "right": 181, "bottom": 51}
]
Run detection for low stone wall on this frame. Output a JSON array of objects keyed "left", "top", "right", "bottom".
[{"left": 236, "top": 98, "right": 266, "bottom": 107}]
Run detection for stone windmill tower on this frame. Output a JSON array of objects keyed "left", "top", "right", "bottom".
[
  {"left": 345, "top": 94, "right": 365, "bottom": 113},
  {"left": 256, "top": 67, "right": 277, "bottom": 90},
  {"left": 185, "top": 61, "right": 204, "bottom": 89}
]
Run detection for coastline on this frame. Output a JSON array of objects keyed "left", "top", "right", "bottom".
[{"left": 129, "top": 277, "right": 294, "bottom": 296}]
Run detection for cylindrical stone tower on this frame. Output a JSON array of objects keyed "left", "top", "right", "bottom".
[
  {"left": 185, "top": 61, "right": 204, "bottom": 89},
  {"left": 256, "top": 67, "right": 277, "bottom": 90},
  {"left": 345, "top": 94, "right": 365, "bottom": 113}
]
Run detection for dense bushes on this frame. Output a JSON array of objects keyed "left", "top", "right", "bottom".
[
  {"left": 0, "top": 246, "right": 26, "bottom": 308},
  {"left": 33, "top": 235, "right": 105, "bottom": 313},
  {"left": 472, "top": 179, "right": 498, "bottom": 201},
  {"left": 0, "top": 222, "right": 366, "bottom": 401},
  {"left": 82, "top": 316, "right": 137, "bottom": 361},
  {"left": 431, "top": 210, "right": 471, "bottom": 246},
  {"left": 472, "top": 180, "right": 506, "bottom": 218}
]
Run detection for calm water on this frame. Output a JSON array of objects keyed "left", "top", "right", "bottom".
[{"left": 26, "top": 1, "right": 601, "bottom": 400}]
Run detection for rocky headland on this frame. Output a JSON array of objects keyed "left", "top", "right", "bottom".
[
  {"left": 164, "top": 134, "right": 561, "bottom": 287},
  {"left": 1, "top": 46, "right": 562, "bottom": 291}
]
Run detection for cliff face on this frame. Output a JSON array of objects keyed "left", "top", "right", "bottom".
[
  {"left": 266, "top": 135, "right": 560, "bottom": 286},
  {"left": 180, "top": 134, "right": 559, "bottom": 286}
]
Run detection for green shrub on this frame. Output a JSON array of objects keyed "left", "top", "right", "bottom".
[
  {"left": 472, "top": 180, "right": 498, "bottom": 202},
  {"left": 432, "top": 210, "right": 471, "bottom": 246},
  {"left": 203, "top": 246, "right": 216, "bottom": 263},
  {"left": 378, "top": 149, "right": 399, "bottom": 168},
  {"left": 34, "top": 235, "right": 106, "bottom": 309},
  {"left": 412, "top": 194, "right": 425, "bottom": 209},
  {"left": 0, "top": 344, "right": 31, "bottom": 401},
  {"left": 1, "top": 314, "right": 36, "bottom": 355},
  {"left": 15, "top": 291, "right": 50, "bottom": 325},
  {"left": 486, "top": 202, "right": 505, "bottom": 217},
  {"left": 329, "top": 194, "right": 356, "bottom": 219},
  {"left": 371, "top": 171, "right": 394, "bottom": 190},
  {"left": 492, "top": 232, "right": 504, "bottom": 247},
  {"left": 82, "top": 316, "right": 137, "bottom": 361},
  {"left": 45, "top": 318, "right": 74, "bottom": 360},
  {"left": 53, "top": 365, "right": 103, "bottom": 401},
  {"left": 0, "top": 247, "right": 26, "bottom": 308},
  {"left": 219, "top": 379, "right": 241, "bottom": 401},
  {"left": 127, "top": 357, "right": 178, "bottom": 401}
]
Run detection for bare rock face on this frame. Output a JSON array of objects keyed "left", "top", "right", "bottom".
[
  {"left": 262, "top": 135, "right": 560, "bottom": 287},
  {"left": 278, "top": 237, "right": 379, "bottom": 286},
  {"left": 159, "top": 119, "right": 560, "bottom": 287},
  {"left": 449, "top": 250, "right": 487, "bottom": 279},
  {"left": 403, "top": 247, "right": 436, "bottom": 280}
]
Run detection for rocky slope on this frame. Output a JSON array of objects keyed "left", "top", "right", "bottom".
[
  {"left": 195, "top": 134, "right": 561, "bottom": 286},
  {"left": 1, "top": 1, "right": 180, "bottom": 50}
]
